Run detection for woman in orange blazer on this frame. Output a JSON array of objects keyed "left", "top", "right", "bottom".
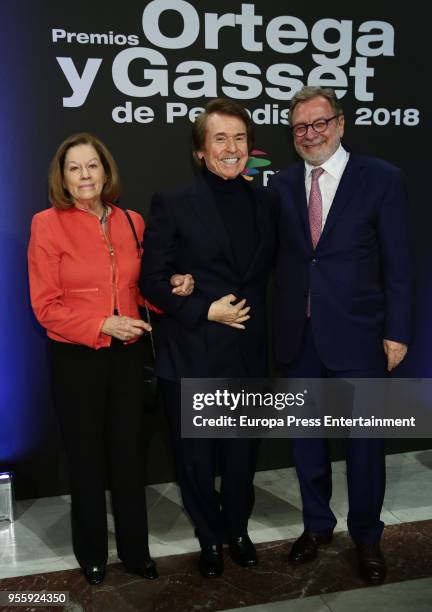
[{"left": 28, "top": 133, "right": 192, "bottom": 585}]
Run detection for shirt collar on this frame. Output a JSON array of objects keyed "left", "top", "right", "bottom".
[{"left": 304, "top": 144, "right": 348, "bottom": 180}]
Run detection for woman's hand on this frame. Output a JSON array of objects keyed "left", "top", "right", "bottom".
[
  {"left": 207, "top": 294, "right": 250, "bottom": 329},
  {"left": 101, "top": 315, "right": 152, "bottom": 341},
  {"left": 170, "top": 273, "right": 195, "bottom": 296}
]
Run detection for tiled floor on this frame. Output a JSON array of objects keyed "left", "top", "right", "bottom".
[
  {"left": 0, "top": 450, "right": 431, "bottom": 611},
  {"left": 224, "top": 577, "right": 432, "bottom": 612}
]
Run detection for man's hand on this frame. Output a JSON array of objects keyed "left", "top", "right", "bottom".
[
  {"left": 383, "top": 339, "right": 408, "bottom": 371},
  {"left": 207, "top": 294, "right": 250, "bottom": 329},
  {"left": 170, "top": 273, "right": 195, "bottom": 296}
]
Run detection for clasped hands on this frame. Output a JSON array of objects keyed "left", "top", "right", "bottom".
[{"left": 101, "top": 273, "right": 195, "bottom": 341}]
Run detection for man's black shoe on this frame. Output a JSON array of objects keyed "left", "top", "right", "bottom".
[
  {"left": 229, "top": 534, "right": 258, "bottom": 567},
  {"left": 288, "top": 530, "right": 332, "bottom": 564},
  {"left": 198, "top": 544, "right": 223, "bottom": 577},
  {"left": 357, "top": 543, "right": 386, "bottom": 585},
  {"left": 124, "top": 559, "right": 159, "bottom": 580}
]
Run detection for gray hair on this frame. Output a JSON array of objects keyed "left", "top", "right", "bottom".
[{"left": 288, "top": 86, "right": 343, "bottom": 126}]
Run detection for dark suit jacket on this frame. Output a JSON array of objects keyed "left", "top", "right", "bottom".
[
  {"left": 140, "top": 174, "right": 278, "bottom": 381},
  {"left": 270, "top": 153, "right": 413, "bottom": 371}
]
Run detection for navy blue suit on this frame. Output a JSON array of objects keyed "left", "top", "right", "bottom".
[
  {"left": 270, "top": 153, "right": 413, "bottom": 545},
  {"left": 140, "top": 173, "right": 277, "bottom": 545}
]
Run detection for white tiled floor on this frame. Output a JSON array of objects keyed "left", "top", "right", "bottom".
[{"left": 0, "top": 450, "right": 431, "bottom": 582}]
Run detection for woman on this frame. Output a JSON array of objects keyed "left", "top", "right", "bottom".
[
  {"left": 28, "top": 133, "right": 191, "bottom": 585},
  {"left": 140, "top": 99, "right": 278, "bottom": 577}
]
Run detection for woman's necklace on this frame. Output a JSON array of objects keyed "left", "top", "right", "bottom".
[{"left": 99, "top": 204, "right": 108, "bottom": 224}]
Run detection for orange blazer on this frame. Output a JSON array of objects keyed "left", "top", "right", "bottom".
[{"left": 28, "top": 204, "right": 148, "bottom": 349}]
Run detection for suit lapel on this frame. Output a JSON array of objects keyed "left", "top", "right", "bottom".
[{"left": 320, "top": 154, "right": 363, "bottom": 244}]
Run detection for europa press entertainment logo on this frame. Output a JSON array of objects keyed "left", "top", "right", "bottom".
[{"left": 242, "top": 149, "right": 272, "bottom": 183}]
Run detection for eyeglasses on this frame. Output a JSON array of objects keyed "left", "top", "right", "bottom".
[{"left": 292, "top": 114, "right": 341, "bottom": 138}]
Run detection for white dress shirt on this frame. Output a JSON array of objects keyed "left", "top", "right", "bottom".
[{"left": 305, "top": 145, "right": 350, "bottom": 230}]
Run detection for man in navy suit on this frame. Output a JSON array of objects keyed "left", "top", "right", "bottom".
[
  {"left": 140, "top": 98, "right": 277, "bottom": 577},
  {"left": 270, "top": 86, "right": 413, "bottom": 584}
]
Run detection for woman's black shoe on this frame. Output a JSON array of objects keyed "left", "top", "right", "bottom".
[{"left": 83, "top": 565, "right": 106, "bottom": 585}]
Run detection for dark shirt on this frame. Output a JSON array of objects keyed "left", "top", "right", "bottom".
[{"left": 202, "top": 169, "right": 258, "bottom": 278}]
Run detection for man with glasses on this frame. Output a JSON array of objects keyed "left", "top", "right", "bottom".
[{"left": 270, "top": 86, "right": 413, "bottom": 584}]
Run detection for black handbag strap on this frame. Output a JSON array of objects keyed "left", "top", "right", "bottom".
[
  {"left": 122, "top": 208, "right": 141, "bottom": 257},
  {"left": 122, "top": 208, "right": 155, "bottom": 359}
]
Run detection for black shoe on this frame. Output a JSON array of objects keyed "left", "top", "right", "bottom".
[
  {"left": 229, "top": 534, "right": 258, "bottom": 567},
  {"left": 198, "top": 544, "right": 223, "bottom": 578},
  {"left": 288, "top": 530, "right": 332, "bottom": 564},
  {"left": 124, "top": 559, "right": 159, "bottom": 580},
  {"left": 83, "top": 565, "right": 106, "bottom": 585},
  {"left": 357, "top": 543, "right": 386, "bottom": 585}
]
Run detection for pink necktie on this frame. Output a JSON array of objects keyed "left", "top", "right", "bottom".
[
  {"left": 306, "top": 167, "right": 324, "bottom": 317},
  {"left": 308, "top": 167, "right": 325, "bottom": 248}
]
